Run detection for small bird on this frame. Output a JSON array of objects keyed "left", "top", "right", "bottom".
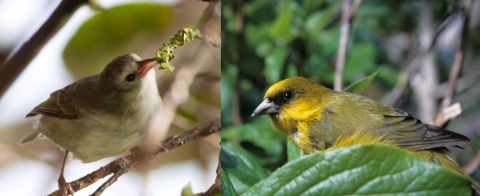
[
  {"left": 252, "top": 76, "right": 479, "bottom": 194},
  {"left": 20, "top": 53, "right": 162, "bottom": 196}
]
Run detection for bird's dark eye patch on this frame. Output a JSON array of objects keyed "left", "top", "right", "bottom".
[
  {"left": 125, "top": 74, "right": 135, "bottom": 82},
  {"left": 283, "top": 91, "right": 293, "bottom": 101}
]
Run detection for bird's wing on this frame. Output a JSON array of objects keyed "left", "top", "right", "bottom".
[
  {"left": 25, "top": 86, "right": 80, "bottom": 119},
  {"left": 376, "top": 109, "right": 469, "bottom": 150}
]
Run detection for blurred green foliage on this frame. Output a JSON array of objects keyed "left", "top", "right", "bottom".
[
  {"left": 222, "top": 0, "right": 420, "bottom": 127},
  {"left": 64, "top": 4, "right": 173, "bottom": 78},
  {"left": 222, "top": 0, "right": 480, "bottom": 194}
]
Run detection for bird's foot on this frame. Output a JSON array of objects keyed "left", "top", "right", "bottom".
[{"left": 58, "top": 175, "right": 74, "bottom": 196}]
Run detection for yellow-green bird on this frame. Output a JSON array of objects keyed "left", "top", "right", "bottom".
[{"left": 252, "top": 76, "right": 479, "bottom": 194}]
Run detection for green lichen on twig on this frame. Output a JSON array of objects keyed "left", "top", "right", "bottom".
[{"left": 153, "top": 25, "right": 202, "bottom": 73}]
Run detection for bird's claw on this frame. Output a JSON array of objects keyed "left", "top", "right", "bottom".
[{"left": 58, "top": 175, "right": 74, "bottom": 196}]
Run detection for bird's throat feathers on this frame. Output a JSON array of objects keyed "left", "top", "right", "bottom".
[{"left": 123, "top": 70, "right": 160, "bottom": 115}]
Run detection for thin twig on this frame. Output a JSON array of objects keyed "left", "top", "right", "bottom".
[
  {"left": 0, "top": 0, "right": 87, "bottom": 99},
  {"left": 151, "top": 118, "right": 220, "bottom": 155},
  {"left": 91, "top": 166, "right": 130, "bottom": 196},
  {"left": 433, "top": 0, "right": 470, "bottom": 127},
  {"left": 48, "top": 118, "right": 221, "bottom": 196},
  {"left": 462, "top": 152, "right": 480, "bottom": 175},
  {"left": 334, "top": 0, "right": 362, "bottom": 91},
  {"left": 200, "top": 0, "right": 220, "bottom": 3},
  {"left": 440, "top": 11, "right": 469, "bottom": 109},
  {"left": 199, "top": 35, "right": 221, "bottom": 48}
]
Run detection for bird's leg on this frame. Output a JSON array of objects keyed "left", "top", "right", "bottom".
[{"left": 58, "top": 150, "right": 74, "bottom": 196}]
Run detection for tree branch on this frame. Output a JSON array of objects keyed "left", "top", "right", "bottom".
[
  {"left": 0, "top": 0, "right": 87, "bottom": 99},
  {"left": 151, "top": 118, "right": 221, "bottom": 155},
  {"left": 334, "top": 0, "right": 362, "bottom": 91},
  {"left": 462, "top": 152, "right": 480, "bottom": 175},
  {"left": 232, "top": 0, "right": 245, "bottom": 125},
  {"left": 48, "top": 118, "right": 221, "bottom": 196},
  {"left": 198, "top": 35, "right": 221, "bottom": 48},
  {"left": 433, "top": 0, "right": 470, "bottom": 127},
  {"left": 200, "top": 0, "right": 220, "bottom": 3}
]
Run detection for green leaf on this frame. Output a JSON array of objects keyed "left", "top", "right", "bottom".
[
  {"left": 342, "top": 71, "right": 379, "bottom": 94},
  {"left": 304, "top": 6, "right": 336, "bottom": 34},
  {"left": 243, "top": 145, "right": 471, "bottom": 196},
  {"left": 287, "top": 140, "right": 303, "bottom": 161},
  {"left": 180, "top": 183, "right": 195, "bottom": 196},
  {"left": 344, "top": 43, "right": 377, "bottom": 81},
  {"left": 221, "top": 169, "right": 238, "bottom": 196},
  {"left": 264, "top": 47, "right": 287, "bottom": 84},
  {"left": 221, "top": 141, "right": 269, "bottom": 187},
  {"left": 222, "top": 117, "right": 286, "bottom": 162},
  {"left": 63, "top": 4, "right": 173, "bottom": 78},
  {"left": 302, "top": 0, "right": 324, "bottom": 14},
  {"left": 269, "top": 4, "right": 293, "bottom": 43}
]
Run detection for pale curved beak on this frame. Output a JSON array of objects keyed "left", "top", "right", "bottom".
[
  {"left": 138, "top": 58, "right": 158, "bottom": 78},
  {"left": 251, "top": 99, "right": 279, "bottom": 117}
]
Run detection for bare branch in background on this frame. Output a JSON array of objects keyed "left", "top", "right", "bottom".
[
  {"left": 463, "top": 152, "right": 480, "bottom": 175},
  {"left": 431, "top": 103, "right": 462, "bottom": 126},
  {"left": 48, "top": 118, "right": 221, "bottom": 196},
  {"left": 200, "top": 0, "right": 220, "bottom": 3},
  {"left": 334, "top": 0, "right": 362, "bottom": 91},
  {"left": 433, "top": 0, "right": 472, "bottom": 126},
  {"left": 425, "top": 0, "right": 477, "bottom": 176},
  {"left": 199, "top": 35, "right": 221, "bottom": 48},
  {"left": 232, "top": 0, "right": 245, "bottom": 125},
  {"left": 0, "top": 0, "right": 88, "bottom": 100},
  {"left": 411, "top": 1, "right": 438, "bottom": 122},
  {"left": 433, "top": 0, "right": 471, "bottom": 127}
]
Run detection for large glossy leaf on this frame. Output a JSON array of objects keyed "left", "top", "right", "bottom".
[
  {"left": 221, "top": 141, "right": 269, "bottom": 187},
  {"left": 221, "top": 169, "right": 238, "bottom": 196},
  {"left": 63, "top": 4, "right": 173, "bottom": 78},
  {"left": 243, "top": 145, "right": 471, "bottom": 196}
]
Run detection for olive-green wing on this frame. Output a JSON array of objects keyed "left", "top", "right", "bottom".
[
  {"left": 25, "top": 88, "right": 80, "bottom": 119},
  {"left": 376, "top": 108, "right": 469, "bottom": 151}
]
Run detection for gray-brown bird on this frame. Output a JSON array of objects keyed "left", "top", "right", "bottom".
[{"left": 19, "top": 53, "right": 162, "bottom": 196}]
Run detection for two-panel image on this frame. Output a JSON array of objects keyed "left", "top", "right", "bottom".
[{"left": 0, "top": 0, "right": 479, "bottom": 195}]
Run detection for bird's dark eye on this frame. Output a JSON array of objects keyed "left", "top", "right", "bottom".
[
  {"left": 125, "top": 74, "right": 135, "bottom": 82},
  {"left": 283, "top": 91, "right": 293, "bottom": 101}
]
